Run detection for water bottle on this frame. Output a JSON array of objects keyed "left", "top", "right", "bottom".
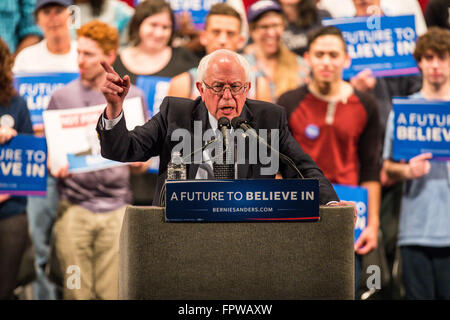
[{"left": 167, "top": 151, "right": 186, "bottom": 180}]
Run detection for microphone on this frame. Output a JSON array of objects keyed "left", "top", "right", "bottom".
[
  {"left": 231, "top": 117, "right": 304, "bottom": 179},
  {"left": 213, "top": 117, "right": 235, "bottom": 179},
  {"left": 218, "top": 117, "right": 231, "bottom": 154}
]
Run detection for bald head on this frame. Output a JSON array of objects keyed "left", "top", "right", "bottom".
[
  {"left": 196, "top": 49, "right": 251, "bottom": 83},
  {"left": 206, "top": 53, "right": 246, "bottom": 84}
]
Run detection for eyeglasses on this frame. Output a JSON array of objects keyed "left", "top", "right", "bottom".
[{"left": 203, "top": 81, "right": 248, "bottom": 96}]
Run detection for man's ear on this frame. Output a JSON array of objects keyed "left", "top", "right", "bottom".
[
  {"left": 344, "top": 53, "right": 351, "bottom": 69},
  {"left": 199, "top": 30, "right": 207, "bottom": 47},
  {"left": 196, "top": 81, "right": 205, "bottom": 101},
  {"left": 106, "top": 51, "right": 117, "bottom": 66},
  {"left": 236, "top": 34, "right": 245, "bottom": 51},
  {"left": 304, "top": 51, "right": 311, "bottom": 67}
]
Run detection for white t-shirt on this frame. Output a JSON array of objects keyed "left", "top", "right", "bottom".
[{"left": 13, "top": 39, "right": 78, "bottom": 73}]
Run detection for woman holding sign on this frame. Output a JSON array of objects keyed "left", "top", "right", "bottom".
[{"left": 0, "top": 38, "right": 33, "bottom": 299}]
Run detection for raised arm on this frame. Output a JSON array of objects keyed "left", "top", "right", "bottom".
[{"left": 100, "top": 61, "right": 131, "bottom": 120}]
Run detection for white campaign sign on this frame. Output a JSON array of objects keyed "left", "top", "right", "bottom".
[{"left": 43, "top": 97, "right": 145, "bottom": 174}]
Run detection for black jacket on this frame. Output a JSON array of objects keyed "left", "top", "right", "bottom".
[{"left": 97, "top": 96, "right": 339, "bottom": 205}]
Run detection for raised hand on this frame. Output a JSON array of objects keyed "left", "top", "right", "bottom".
[{"left": 100, "top": 61, "right": 130, "bottom": 119}]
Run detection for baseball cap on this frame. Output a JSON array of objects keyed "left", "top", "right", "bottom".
[
  {"left": 35, "top": 0, "right": 72, "bottom": 13},
  {"left": 247, "top": 0, "right": 282, "bottom": 23}
]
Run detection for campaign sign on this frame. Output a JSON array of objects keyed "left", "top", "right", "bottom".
[
  {"left": 322, "top": 15, "right": 419, "bottom": 79},
  {"left": 136, "top": 75, "right": 171, "bottom": 174},
  {"left": 168, "top": 0, "right": 225, "bottom": 29},
  {"left": 392, "top": 99, "right": 450, "bottom": 161},
  {"left": 43, "top": 97, "right": 145, "bottom": 174},
  {"left": 136, "top": 75, "right": 171, "bottom": 118},
  {"left": 14, "top": 73, "right": 79, "bottom": 127},
  {"left": 165, "top": 179, "right": 320, "bottom": 222},
  {"left": 0, "top": 135, "right": 47, "bottom": 196},
  {"left": 333, "top": 184, "right": 368, "bottom": 243}
]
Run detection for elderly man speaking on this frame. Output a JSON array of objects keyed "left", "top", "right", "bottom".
[{"left": 96, "top": 49, "right": 339, "bottom": 206}]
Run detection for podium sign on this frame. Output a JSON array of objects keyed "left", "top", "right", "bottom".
[{"left": 165, "top": 179, "right": 320, "bottom": 222}]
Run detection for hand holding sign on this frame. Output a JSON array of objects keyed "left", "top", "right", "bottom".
[
  {"left": 52, "top": 163, "right": 70, "bottom": 179},
  {"left": 0, "top": 127, "right": 17, "bottom": 144},
  {"left": 406, "top": 152, "right": 432, "bottom": 179},
  {"left": 129, "top": 160, "right": 151, "bottom": 174},
  {"left": 350, "top": 68, "right": 376, "bottom": 92},
  {"left": 100, "top": 61, "right": 130, "bottom": 120}
]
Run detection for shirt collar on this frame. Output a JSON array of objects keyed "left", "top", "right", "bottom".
[{"left": 208, "top": 111, "right": 218, "bottom": 132}]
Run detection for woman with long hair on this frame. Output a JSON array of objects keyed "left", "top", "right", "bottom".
[{"left": 0, "top": 37, "right": 33, "bottom": 299}]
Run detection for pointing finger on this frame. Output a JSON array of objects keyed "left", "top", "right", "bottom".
[{"left": 101, "top": 61, "right": 117, "bottom": 75}]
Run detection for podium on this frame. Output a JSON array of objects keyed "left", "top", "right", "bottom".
[{"left": 118, "top": 205, "right": 355, "bottom": 300}]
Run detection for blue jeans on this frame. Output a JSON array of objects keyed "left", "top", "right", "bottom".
[
  {"left": 401, "top": 245, "right": 450, "bottom": 300},
  {"left": 26, "top": 175, "right": 59, "bottom": 300}
]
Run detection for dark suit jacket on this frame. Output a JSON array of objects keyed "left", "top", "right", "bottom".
[{"left": 96, "top": 96, "right": 339, "bottom": 205}]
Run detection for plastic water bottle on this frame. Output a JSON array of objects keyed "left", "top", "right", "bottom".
[{"left": 167, "top": 151, "right": 186, "bottom": 180}]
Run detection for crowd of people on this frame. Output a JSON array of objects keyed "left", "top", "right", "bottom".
[{"left": 0, "top": 0, "right": 448, "bottom": 300}]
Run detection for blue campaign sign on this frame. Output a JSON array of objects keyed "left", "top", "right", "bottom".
[
  {"left": 14, "top": 73, "right": 79, "bottom": 126},
  {"left": 322, "top": 15, "right": 419, "bottom": 79},
  {"left": 0, "top": 135, "right": 47, "bottom": 196},
  {"left": 392, "top": 98, "right": 450, "bottom": 161},
  {"left": 136, "top": 75, "right": 171, "bottom": 174},
  {"left": 165, "top": 179, "right": 320, "bottom": 222},
  {"left": 136, "top": 75, "right": 171, "bottom": 118},
  {"left": 333, "top": 184, "right": 368, "bottom": 243},
  {"left": 168, "top": 0, "right": 225, "bottom": 29}
]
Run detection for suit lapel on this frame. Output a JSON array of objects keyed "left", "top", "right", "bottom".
[{"left": 188, "top": 99, "right": 211, "bottom": 179}]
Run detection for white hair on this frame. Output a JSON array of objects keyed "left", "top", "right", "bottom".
[{"left": 196, "top": 49, "right": 251, "bottom": 84}]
